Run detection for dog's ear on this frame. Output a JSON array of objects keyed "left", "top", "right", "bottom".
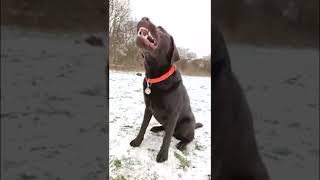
[
  {"left": 169, "top": 36, "right": 180, "bottom": 64},
  {"left": 157, "top": 26, "right": 167, "bottom": 33}
]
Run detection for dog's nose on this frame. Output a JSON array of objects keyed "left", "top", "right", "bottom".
[{"left": 141, "top": 17, "right": 150, "bottom": 22}]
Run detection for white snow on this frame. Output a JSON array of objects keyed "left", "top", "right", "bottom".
[{"left": 109, "top": 70, "right": 211, "bottom": 180}]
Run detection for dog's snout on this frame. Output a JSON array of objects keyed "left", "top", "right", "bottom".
[{"left": 141, "top": 17, "right": 150, "bottom": 22}]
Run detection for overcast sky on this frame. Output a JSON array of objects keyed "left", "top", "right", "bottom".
[{"left": 130, "top": 0, "right": 211, "bottom": 58}]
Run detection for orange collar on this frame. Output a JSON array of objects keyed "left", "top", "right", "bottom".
[{"left": 147, "top": 64, "right": 177, "bottom": 84}]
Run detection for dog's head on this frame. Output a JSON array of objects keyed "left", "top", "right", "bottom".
[{"left": 136, "top": 17, "right": 180, "bottom": 66}]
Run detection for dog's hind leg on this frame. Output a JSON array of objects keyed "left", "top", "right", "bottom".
[
  {"left": 176, "top": 139, "right": 192, "bottom": 151},
  {"left": 150, "top": 126, "right": 164, "bottom": 132},
  {"left": 173, "top": 117, "right": 195, "bottom": 151}
]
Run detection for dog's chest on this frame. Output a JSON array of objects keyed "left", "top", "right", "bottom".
[{"left": 144, "top": 95, "right": 171, "bottom": 125}]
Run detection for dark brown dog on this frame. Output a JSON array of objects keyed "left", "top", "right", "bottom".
[{"left": 130, "top": 17, "right": 203, "bottom": 163}]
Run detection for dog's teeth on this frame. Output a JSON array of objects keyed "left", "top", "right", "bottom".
[{"left": 148, "top": 32, "right": 153, "bottom": 39}]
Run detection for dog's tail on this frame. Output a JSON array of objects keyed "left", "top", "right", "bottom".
[{"left": 195, "top": 122, "right": 203, "bottom": 129}]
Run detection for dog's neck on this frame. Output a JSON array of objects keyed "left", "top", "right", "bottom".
[
  {"left": 144, "top": 60, "right": 173, "bottom": 79},
  {"left": 146, "top": 64, "right": 176, "bottom": 84}
]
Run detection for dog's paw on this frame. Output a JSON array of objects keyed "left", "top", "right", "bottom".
[
  {"left": 150, "top": 126, "right": 164, "bottom": 132},
  {"left": 156, "top": 148, "right": 168, "bottom": 163},
  {"left": 176, "top": 142, "right": 187, "bottom": 151},
  {"left": 130, "top": 137, "right": 143, "bottom": 147}
]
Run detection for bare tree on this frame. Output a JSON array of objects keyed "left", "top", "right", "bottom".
[
  {"left": 109, "top": 0, "right": 132, "bottom": 64},
  {"left": 177, "top": 47, "right": 197, "bottom": 60}
]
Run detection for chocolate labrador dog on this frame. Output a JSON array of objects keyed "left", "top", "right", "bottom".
[
  {"left": 130, "top": 17, "right": 203, "bottom": 163},
  {"left": 212, "top": 23, "right": 270, "bottom": 180}
]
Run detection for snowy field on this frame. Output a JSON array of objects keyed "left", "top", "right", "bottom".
[{"left": 109, "top": 71, "right": 211, "bottom": 180}]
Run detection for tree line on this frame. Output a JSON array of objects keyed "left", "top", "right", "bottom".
[{"left": 213, "top": 0, "right": 319, "bottom": 47}]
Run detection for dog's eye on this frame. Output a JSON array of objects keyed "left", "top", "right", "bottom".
[{"left": 141, "top": 53, "right": 144, "bottom": 58}]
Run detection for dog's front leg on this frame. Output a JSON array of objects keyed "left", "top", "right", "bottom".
[
  {"left": 156, "top": 116, "right": 178, "bottom": 162},
  {"left": 130, "top": 108, "right": 152, "bottom": 147}
]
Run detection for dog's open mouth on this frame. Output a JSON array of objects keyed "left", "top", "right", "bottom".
[{"left": 136, "top": 27, "right": 158, "bottom": 50}]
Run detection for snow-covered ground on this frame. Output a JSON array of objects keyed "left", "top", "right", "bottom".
[
  {"left": 1, "top": 26, "right": 107, "bottom": 179},
  {"left": 109, "top": 71, "right": 211, "bottom": 180}
]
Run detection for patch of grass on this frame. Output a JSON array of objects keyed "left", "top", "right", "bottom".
[
  {"left": 150, "top": 173, "right": 159, "bottom": 180},
  {"left": 118, "top": 157, "right": 142, "bottom": 166},
  {"left": 174, "top": 151, "right": 191, "bottom": 171},
  {"left": 112, "top": 175, "right": 126, "bottom": 180},
  {"left": 112, "top": 159, "right": 122, "bottom": 169},
  {"left": 195, "top": 142, "right": 206, "bottom": 151}
]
